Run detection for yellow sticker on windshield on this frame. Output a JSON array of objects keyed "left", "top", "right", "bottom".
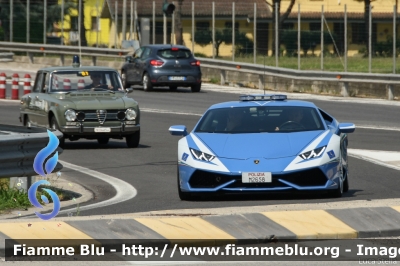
[{"left": 79, "top": 71, "right": 89, "bottom": 76}]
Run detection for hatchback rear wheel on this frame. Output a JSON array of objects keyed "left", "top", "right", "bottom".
[
  {"left": 142, "top": 73, "right": 152, "bottom": 91},
  {"left": 191, "top": 83, "right": 201, "bottom": 92}
]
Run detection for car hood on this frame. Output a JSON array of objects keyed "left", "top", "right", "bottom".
[
  {"left": 64, "top": 94, "right": 128, "bottom": 110},
  {"left": 194, "top": 131, "right": 325, "bottom": 159}
]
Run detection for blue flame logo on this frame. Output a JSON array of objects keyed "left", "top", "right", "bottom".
[{"left": 28, "top": 130, "right": 61, "bottom": 220}]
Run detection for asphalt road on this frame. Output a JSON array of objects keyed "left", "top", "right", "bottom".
[{"left": 1, "top": 85, "right": 400, "bottom": 216}]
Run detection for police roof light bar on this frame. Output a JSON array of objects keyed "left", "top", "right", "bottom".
[{"left": 239, "top": 94, "right": 287, "bottom": 101}]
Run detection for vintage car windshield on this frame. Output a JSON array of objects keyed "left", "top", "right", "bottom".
[
  {"left": 195, "top": 106, "right": 325, "bottom": 133},
  {"left": 50, "top": 71, "right": 123, "bottom": 92}
]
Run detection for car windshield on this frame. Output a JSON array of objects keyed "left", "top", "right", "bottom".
[
  {"left": 50, "top": 70, "right": 123, "bottom": 92},
  {"left": 195, "top": 106, "right": 325, "bottom": 133}
]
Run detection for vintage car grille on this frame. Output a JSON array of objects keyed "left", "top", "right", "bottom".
[
  {"left": 81, "top": 110, "right": 124, "bottom": 123},
  {"left": 188, "top": 168, "right": 328, "bottom": 189}
]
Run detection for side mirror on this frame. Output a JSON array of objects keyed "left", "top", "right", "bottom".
[
  {"left": 338, "top": 123, "right": 355, "bottom": 134},
  {"left": 125, "top": 87, "right": 133, "bottom": 93},
  {"left": 169, "top": 125, "right": 188, "bottom": 136}
]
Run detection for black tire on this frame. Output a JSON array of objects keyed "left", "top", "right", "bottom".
[
  {"left": 126, "top": 130, "right": 140, "bottom": 148},
  {"left": 50, "top": 116, "right": 65, "bottom": 149},
  {"left": 191, "top": 83, "right": 201, "bottom": 92},
  {"left": 121, "top": 71, "right": 130, "bottom": 89},
  {"left": 142, "top": 73, "right": 152, "bottom": 91},
  {"left": 177, "top": 165, "right": 191, "bottom": 200},
  {"left": 169, "top": 85, "right": 178, "bottom": 91},
  {"left": 97, "top": 137, "right": 109, "bottom": 145},
  {"left": 330, "top": 176, "right": 343, "bottom": 198},
  {"left": 25, "top": 115, "right": 31, "bottom": 129},
  {"left": 343, "top": 169, "right": 349, "bottom": 192}
]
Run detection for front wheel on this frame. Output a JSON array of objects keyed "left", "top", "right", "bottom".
[
  {"left": 126, "top": 130, "right": 140, "bottom": 148},
  {"left": 343, "top": 167, "right": 349, "bottom": 192},
  {"left": 24, "top": 115, "right": 32, "bottom": 129},
  {"left": 191, "top": 83, "right": 201, "bottom": 92},
  {"left": 142, "top": 73, "right": 152, "bottom": 91},
  {"left": 50, "top": 117, "right": 65, "bottom": 149}
]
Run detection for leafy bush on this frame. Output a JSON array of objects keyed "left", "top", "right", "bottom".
[
  {"left": 194, "top": 52, "right": 207, "bottom": 58},
  {"left": 375, "top": 36, "right": 400, "bottom": 57},
  {"left": 281, "top": 30, "right": 336, "bottom": 56}
]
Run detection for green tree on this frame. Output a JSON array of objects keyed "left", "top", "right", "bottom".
[
  {"left": 0, "top": 0, "right": 76, "bottom": 43},
  {"left": 193, "top": 28, "right": 253, "bottom": 57},
  {"left": 267, "top": 0, "right": 296, "bottom": 56}
]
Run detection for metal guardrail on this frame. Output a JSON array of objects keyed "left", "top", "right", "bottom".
[
  {"left": 0, "top": 42, "right": 131, "bottom": 65},
  {"left": 199, "top": 58, "right": 400, "bottom": 85},
  {"left": 0, "top": 124, "right": 63, "bottom": 179}
]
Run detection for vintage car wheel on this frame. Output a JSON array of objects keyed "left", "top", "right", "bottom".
[
  {"left": 177, "top": 165, "right": 191, "bottom": 200},
  {"left": 121, "top": 71, "right": 130, "bottom": 89},
  {"left": 97, "top": 137, "right": 109, "bottom": 145},
  {"left": 142, "top": 73, "right": 153, "bottom": 91},
  {"left": 50, "top": 117, "right": 65, "bottom": 149},
  {"left": 126, "top": 130, "right": 140, "bottom": 148},
  {"left": 191, "top": 83, "right": 201, "bottom": 92},
  {"left": 169, "top": 85, "right": 177, "bottom": 91},
  {"left": 24, "top": 115, "right": 32, "bottom": 129}
]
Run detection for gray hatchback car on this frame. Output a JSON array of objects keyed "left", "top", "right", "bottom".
[{"left": 121, "top": 45, "right": 202, "bottom": 92}]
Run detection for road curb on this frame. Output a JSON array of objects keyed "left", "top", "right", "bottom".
[
  {"left": 1, "top": 205, "right": 400, "bottom": 241},
  {"left": 0, "top": 173, "right": 93, "bottom": 220}
]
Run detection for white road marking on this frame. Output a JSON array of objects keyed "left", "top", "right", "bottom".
[
  {"left": 354, "top": 125, "right": 400, "bottom": 131},
  {"left": 54, "top": 160, "right": 137, "bottom": 215},
  {"left": 141, "top": 108, "right": 202, "bottom": 116},
  {"left": 348, "top": 149, "right": 400, "bottom": 171}
]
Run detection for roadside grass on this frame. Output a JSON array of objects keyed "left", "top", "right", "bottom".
[
  {"left": 0, "top": 179, "right": 74, "bottom": 215},
  {"left": 218, "top": 55, "right": 400, "bottom": 73}
]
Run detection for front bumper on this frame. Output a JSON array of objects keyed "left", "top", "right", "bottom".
[
  {"left": 178, "top": 164, "right": 340, "bottom": 193},
  {"left": 61, "top": 123, "right": 139, "bottom": 136}
]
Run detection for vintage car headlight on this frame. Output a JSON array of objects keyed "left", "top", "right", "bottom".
[
  {"left": 64, "top": 109, "right": 77, "bottom": 121},
  {"left": 190, "top": 148, "right": 215, "bottom": 162},
  {"left": 125, "top": 108, "right": 136, "bottom": 120},
  {"left": 299, "top": 146, "right": 326, "bottom": 160}
]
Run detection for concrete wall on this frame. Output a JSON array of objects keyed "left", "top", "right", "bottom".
[{"left": 201, "top": 65, "right": 399, "bottom": 100}]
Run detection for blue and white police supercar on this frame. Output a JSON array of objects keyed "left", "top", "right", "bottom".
[{"left": 169, "top": 94, "right": 355, "bottom": 200}]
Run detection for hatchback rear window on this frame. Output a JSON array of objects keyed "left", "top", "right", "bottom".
[{"left": 157, "top": 49, "right": 192, "bottom": 59}]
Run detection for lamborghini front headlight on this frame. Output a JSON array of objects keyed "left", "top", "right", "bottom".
[
  {"left": 299, "top": 146, "right": 326, "bottom": 160},
  {"left": 190, "top": 148, "right": 215, "bottom": 162}
]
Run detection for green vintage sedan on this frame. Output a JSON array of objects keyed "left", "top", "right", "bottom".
[{"left": 19, "top": 59, "right": 140, "bottom": 148}]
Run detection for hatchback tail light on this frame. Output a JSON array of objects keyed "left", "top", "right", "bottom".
[
  {"left": 150, "top": 60, "right": 164, "bottom": 66},
  {"left": 171, "top": 47, "right": 179, "bottom": 51},
  {"left": 191, "top": 60, "right": 200, "bottom": 66}
]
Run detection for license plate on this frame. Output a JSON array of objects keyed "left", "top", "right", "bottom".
[
  {"left": 94, "top": 127, "right": 111, "bottom": 133},
  {"left": 169, "top": 76, "right": 186, "bottom": 81},
  {"left": 242, "top": 172, "right": 272, "bottom": 183}
]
